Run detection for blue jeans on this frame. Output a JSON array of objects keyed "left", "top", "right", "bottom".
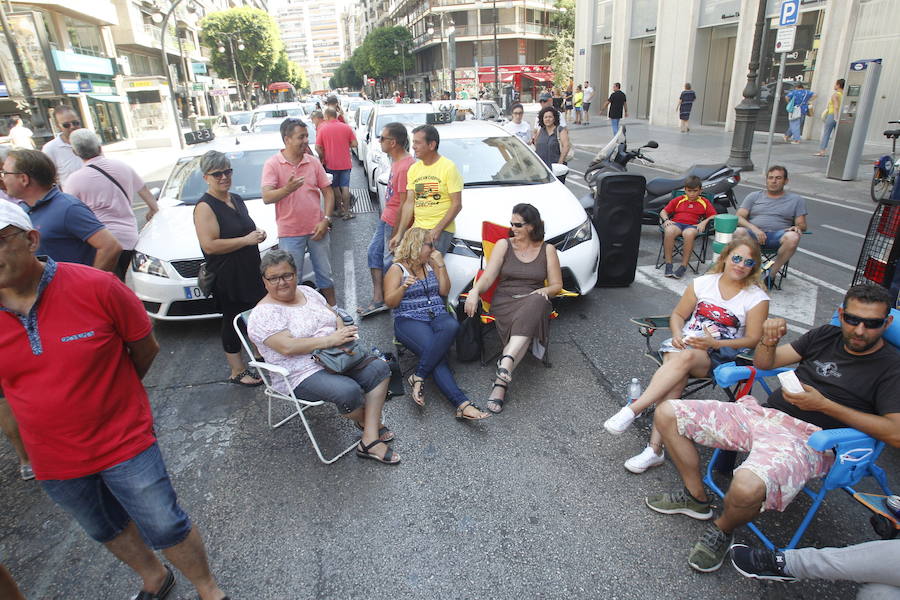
[
  {"left": 394, "top": 314, "right": 468, "bottom": 407},
  {"left": 611, "top": 118, "right": 621, "bottom": 134},
  {"left": 366, "top": 220, "right": 394, "bottom": 271},
  {"left": 819, "top": 113, "right": 837, "bottom": 150},
  {"left": 40, "top": 443, "right": 192, "bottom": 550},
  {"left": 762, "top": 229, "right": 789, "bottom": 250},
  {"left": 280, "top": 233, "right": 334, "bottom": 289}
]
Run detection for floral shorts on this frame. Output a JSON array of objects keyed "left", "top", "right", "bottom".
[{"left": 670, "top": 395, "right": 835, "bottom": 512}]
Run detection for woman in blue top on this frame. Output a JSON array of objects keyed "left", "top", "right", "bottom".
[
  {"left": 784, "top": 82, "right": 815, "bottom": 143},
  {"left": 384, "top": 228, "right": 490, "bottom": 420}
]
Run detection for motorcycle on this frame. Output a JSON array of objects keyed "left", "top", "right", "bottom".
[{"left": 578, "top": 128, "right": 741, "bottom": 225}]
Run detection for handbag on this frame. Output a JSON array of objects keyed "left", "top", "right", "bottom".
[
  {"left": 455, "top": 313, "right": 483, "bottom": 362},
  {"left": 312, "top": 339, "right": 375, "bottom": 374},
  {"left": 197, "top": 262, "right": 215, "bottom": 297},
  {"left": 564, "top": 143, "right": 576, "bottom": 163}
]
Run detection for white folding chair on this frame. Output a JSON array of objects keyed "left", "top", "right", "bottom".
[{"left": 233, "top": 311, "right": 357, "bottom": 464}]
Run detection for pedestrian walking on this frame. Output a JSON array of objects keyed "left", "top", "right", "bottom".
[
  {"left": 534, "top": 107, "right": 570, "bottom": 184},
  {"left": 676, "top": 83, "right": 697, "bottom": 133},
  {"left": 814, "top": 78, "right": 844, "bottom": 156},
  {"left": 583, "top": 81, "right": 594, "bottom": 125},
  {"left": 65, "top": 129, "right": 160, "bottom": 281},
  {"left": 784, "top": 83, "right": 815, "bottom": 143},
  {"left": 601, "top": 83, "right": 628, "bottom": 135},
  {"left": 7, "top": 116, "right": 34, "bottom": 150},
  {"left": 315, "top": 107, "right": 358, "bottom": 220},
  {"left": 552, "top": 85, "right": 564, "bottom": 112},
  {"left": 563, "top": 89, "right": 574, "bottom": 123},
  {"left": 573, "top": 85, "right": 584, "bottom": 125},
  {"left": 0, "top": 202, "right": 230, "bottom": 600},
  {"left": 41, "top": 105, "right": 84, "bottom": 187}
]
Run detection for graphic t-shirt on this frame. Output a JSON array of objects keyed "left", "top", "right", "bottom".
[
  {"left": 382, "top": 155, "right": 416, "bottom": 227},
  {"left": 607, "top": 90, "right": 627, "bottom": 119},
  {"left": 679, "top": 273, "right": 769, "bottom": 342},
  {"left": 664, "top": 194, "right": 717, "bottom": 226},
  {"left": 740, "top": 190, "right": 807, "bottom": 232},
  {"left": 766, "top": 325, "right": 900, "bottom": 430},
  {"left": 406, "top": 155, "right": 463, "bottom": 233}
]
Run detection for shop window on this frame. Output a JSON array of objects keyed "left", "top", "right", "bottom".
[{"left": 64, "top": 16, "right": 106, "bottom": 57}]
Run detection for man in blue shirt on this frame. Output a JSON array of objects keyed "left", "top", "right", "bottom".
[{"left": 2, "top": 149, "right": 120, "bottom": 270}]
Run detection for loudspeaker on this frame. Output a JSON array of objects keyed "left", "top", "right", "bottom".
[{"left": 592, "top": 173, "right": 646, "bottom": 286}]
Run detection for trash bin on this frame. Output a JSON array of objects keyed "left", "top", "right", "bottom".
[{"left": 592, "top": 173, "right": 646, "bottom": 287}]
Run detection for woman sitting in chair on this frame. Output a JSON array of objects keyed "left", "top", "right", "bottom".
[
  {"left": 384, "top": 228, "right": 490, "bottom": 420},
  {"left": 247, "top": 250, "right": 399, "bottom": 465},
  {"left": 464, "top": 203, "right": 563, "bottom": 414},
  {"left": 603, "top": 239, "right": 769, "bottom": 473}
]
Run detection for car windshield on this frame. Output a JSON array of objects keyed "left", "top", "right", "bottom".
[
  {"left": 251, "top": 108, "right": 306, "bottom": 125},
  {"left": 227, "top": 112, "right": 251, "bottom": 125},
  {"left": 375, "top": 112, "right": 429, "bottom": 133},
  {"left": 252, "top": 122, "right": 284, "bottom": 134},
  {"left": 438, "top": 135, "right": 554, "bottom": 185},
  {"left": 162, "top": 149, "right": 277, "bottom": 205}
]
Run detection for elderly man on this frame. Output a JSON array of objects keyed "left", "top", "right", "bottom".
[
  {"left": 262, "top": 118, "right": 337, "bottom": 306},
  {"left": 2, "top": 149, "right": 121, "bottom": 270},
  {"left": 308, "top": 109, "right": 324, "bottom": 130},
  {"left": 0, "top": 202, "right": 229, "bottom": 600},
  {"left": 65, "top": 129, "right": 160, "bottom": 280},
  {"left": 315, "top": 107, "right": 358, "bottom": 220},
  {"left": 644, "top": 284, "right": 900, "bottom": 573},
  {"left": 736, "top": 165, "right": 808, "bottom": 289},
  {"left": 41, "top": 105, "right": 84, "bottom": 187}
]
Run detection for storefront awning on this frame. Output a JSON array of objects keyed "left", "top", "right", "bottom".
[
  {"left": 478, "top": 72, "right": 515, "bottom": 83},
  {"left": 522, "top": 72, "right": 554, "bottom": 83},
  {"left": 88, "top": 94, "right": 126, "bottom": 103}
]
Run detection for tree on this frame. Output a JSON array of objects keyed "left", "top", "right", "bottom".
[
  {"left": 363, "top": 26, "right": 413, "bottom": 79},
  {"left": 270, "top": 49, "right": 309, "bottom": 92},
  {"left": 546, "top": 0, "right": 575, "bottom": 88},
  {"left": 330, "top": 61, "right": 360, "bottom": 90}
]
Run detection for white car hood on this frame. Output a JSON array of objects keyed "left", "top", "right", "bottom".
[{"left": 135, "top": 198, "right": 278, "bottom": 262}]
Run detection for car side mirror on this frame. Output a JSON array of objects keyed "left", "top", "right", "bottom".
[
  {"left": 643, "top": 141, "right": 659, "bottom": 149},
  {"left": 551, "top": 163, "right": 569, "bottom": 178}
]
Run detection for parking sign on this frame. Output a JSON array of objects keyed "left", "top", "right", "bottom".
[{"left": 780, "top": 0, "right": 799, "bottom": 27}]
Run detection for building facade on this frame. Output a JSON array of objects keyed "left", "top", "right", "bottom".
[
  {"left": 276, "top": 0, "right": 347, "bottom": 92},
  {"left": 574, "top": 0, "right": 900, "bottom": 145}
]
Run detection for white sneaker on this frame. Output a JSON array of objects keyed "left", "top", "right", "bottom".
[
  {"left": 604, "top": 406, "right": 636, "bottom": 435},
  {"left": 624, "top": 446, "right": 666, "bottom": 474}
]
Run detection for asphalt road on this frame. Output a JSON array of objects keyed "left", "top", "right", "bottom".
[{"left": 1, "top": 152, "right": 896, "bottom": 600}]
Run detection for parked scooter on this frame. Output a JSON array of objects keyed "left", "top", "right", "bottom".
[{"left": 579, "top": 128, "right": 741, "bottom": 225}]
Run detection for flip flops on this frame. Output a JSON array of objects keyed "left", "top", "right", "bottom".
[
  {"left": 133, "top": 564, "right": 175, "bottom": 600},
  {"left": 357, "top": 301, "right": 388, "bottom": 317}
]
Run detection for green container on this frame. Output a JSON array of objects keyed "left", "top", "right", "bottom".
[
  {"left": 714, "top": 214, "right": 738, "bottom": 234},
  {"left": 712, "top": 240, "right": 728, "bottom": 255}
]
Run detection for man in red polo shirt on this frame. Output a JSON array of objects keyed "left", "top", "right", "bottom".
[
  {"left": 0, "top": 201, "right": 228, "bottom": 600},
  {"left": 315, "top": 107, "right": 358, "bottom": 220},
  {"left": 262, "top": 117, "right": 337, "bottom": 306}
]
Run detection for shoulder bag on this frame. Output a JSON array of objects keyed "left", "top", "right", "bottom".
[
  {"left": 312, "top": 339, "right": 376, "bottom": 374},
  {"left": 197, "top": 262, "right": 215, "bottom": 297},
  {"left": 87, "top": 164, "right": 130, "bottom": 201}
]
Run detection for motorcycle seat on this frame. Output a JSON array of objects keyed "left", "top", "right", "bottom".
[
  {"left": 884, "top": 129, "right": 900, "bottom": 139},
  {"left": 684, "top": 163, "right": 727, "bottom": 180},
  {"left": 646, "top": 177, "right": 687, "bottom": 197}
]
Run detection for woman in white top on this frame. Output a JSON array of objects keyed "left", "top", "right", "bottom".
[
  {"left": 502, "top": 103, "right": 532, "bottom": 145},
  {"left": 603, "top": 239, "right": 770, "bottom": 473}
]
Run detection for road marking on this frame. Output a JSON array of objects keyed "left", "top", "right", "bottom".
[
  {"left": 796, "top": 247, "right": 855, "bottom": 271},
  {"left": 820, "top": 224, "right": 865, "bottom": 239},
  {"left": 788, "top": 268, "right": 848, "bottom": 295},
  {"left": 344, "top": 249, "right": 357, "bottom": 314},
  {"left": 568, "top": 167, "right": 585, "bottom": 176},
  {"left": 566, "top": 179, "right": 590, "bottom": 191}
]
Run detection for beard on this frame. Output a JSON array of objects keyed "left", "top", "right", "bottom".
[{"left": 842, "top": 331, "right": 880, "bottom": 353}]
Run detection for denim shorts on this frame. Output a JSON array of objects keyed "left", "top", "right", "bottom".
[
  {"left": 367, "top": 221, "right": 394, "bottom": 271},
  {"left": 670, "top": 222, "right": 698, "bottom": 232},
  {"left": 762, "top": 229, "right": 788, "bottom": 250},
  {"left": 280, "top": 233, "right": 334, "bottom": 289},
  {"left": 326, "top": 168, "right": 351, "bottom": 188},
  {"left": 293, "top": 359, "right": 390, "bottom": 414},
  {"left": 40, "top": 443, "right": 192, "bottom": 550}
]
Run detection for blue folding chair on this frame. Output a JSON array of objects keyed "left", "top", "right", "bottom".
[{"left": 702, "top": 307, "right": 900, "bottom": 550}]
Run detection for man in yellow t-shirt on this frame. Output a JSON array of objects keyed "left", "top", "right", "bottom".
[{"left": 388, "top": 124, "right": 463, "bottom": 254}]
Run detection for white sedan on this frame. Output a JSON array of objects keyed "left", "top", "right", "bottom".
[
  {"left": 127, "top": 134, "right": 314, "bottom": 320},
  {"left": 361, "top": 103, "right": 435, "bottom": 194}
]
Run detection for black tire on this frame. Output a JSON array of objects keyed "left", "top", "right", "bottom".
[{"left": 871, "top": 175, "right": 893, "bottom": 203}]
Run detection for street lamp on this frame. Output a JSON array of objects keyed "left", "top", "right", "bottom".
[
  {"left": 427, "top": 14, "right": 455, "bottom": 99},
  {"left": 154, "top": 0, "right": 199, "bottom": 149},
  {"left": 727, "top": 0, "right": 768, "bottom": 171},
  {"left": 218, "top": 37, "right": 247, "bottom": 109},
  {"left": 394, "top": 42, "right": 408, "bottom": 99}
]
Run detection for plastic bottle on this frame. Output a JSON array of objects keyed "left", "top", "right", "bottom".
[
  {"left": 887, "top": 495, "right": 900, "bottom": 519},
  {"left": 371, "top": 346, "right": 388, "bottom": 362},
  {"left": 622, "top": 378, "right": 642, "bottom": 407}
]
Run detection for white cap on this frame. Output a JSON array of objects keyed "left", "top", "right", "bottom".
[{"left": 0, "top": 200, "right": 34, "bottom": 232}]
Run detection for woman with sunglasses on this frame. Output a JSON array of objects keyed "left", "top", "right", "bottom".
[
  {"left": 193, "top": 150, "right": 267, "bottom": 386},
  {"left": 603, "top": 239, "right": 770, "bottom": 474},
  {"left": 384, "top": 228, "right": 490, "bottom": 420},
  {"left": 464, "top": 204, "right": 563, "bottom": 414}
]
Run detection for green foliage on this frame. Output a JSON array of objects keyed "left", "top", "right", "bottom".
[
  {"left": 330, "top": 26, "right": 411, "bottom": 89},
  {"left": 330, "top": 61, "right": 361, "bottom": 90},
  {"left": 199, "top": 7, "right": 282, "bottom": 87},
  {"left": 546, "top": 0, "right": 575, "bottom": 88},
  {"left": 270, "top": 49, "right": 309, "bottom": 92}
]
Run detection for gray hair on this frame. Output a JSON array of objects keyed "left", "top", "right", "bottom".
[
  {"left": 0, "top": 145, "right": 10, "bottom": 163},
  {"left": 69, "top": 128, "right": 102, "bottom": 159},
  {"left": 310, "top": 110, "right": 324, "bottom": 121},
  {"left": 199, "top": 150, "right": 230, "bottom": 175},
  {"left": 259, "top": 249, "right": 296, "bottom": 276}
]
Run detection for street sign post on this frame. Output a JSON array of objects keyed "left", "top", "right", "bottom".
[
  {"left": 764, "top": 3, "right": 801, "bottom": 173},
  {"left": 775, "top": 26, "right": 796, "bottom": 53},
  {"left": 779, "top": 0, "right": 799, "bottom": 26}
]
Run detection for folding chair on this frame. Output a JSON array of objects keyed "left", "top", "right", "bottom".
[
  {"left": 629, "top": 316, "right": 718, "bottom": 398},
  {"left": 233, "top": 311, "right": 357, "bottom": 465},
  {"left": 760, "top": 230, "right": 813, "bottom": 290},
  {"left": 654, "top": 191, "right": 714, "bottom": 274}
]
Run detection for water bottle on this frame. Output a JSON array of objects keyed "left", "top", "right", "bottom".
[
  {"left": 887, "top": 495, "right": 900, "bottom": 519},
  {"left": 621, "top": 378, "right": 642, "bottom": 407},
  {"left": 371, "top": 346, "right": 388, "bottom": 362}
]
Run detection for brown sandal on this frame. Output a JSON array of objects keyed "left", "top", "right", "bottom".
[{"left": 408, "top": 375, "right": 426, "bottom": 407}]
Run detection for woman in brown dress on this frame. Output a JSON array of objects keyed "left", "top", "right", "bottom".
[{"left": 463, "top": 203, "right": 563, "bottom": 413}]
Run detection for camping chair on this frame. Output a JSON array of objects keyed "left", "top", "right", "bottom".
[
  {"left": 654, "top": 191, "right": 714, "bottom": 274},
  {"left": 702, "top": 307, "right": 900, "bottom": 550},
  {"left": 233, "top": 311, "right": 357, "bottom": 465},
  {"left": 760, "top": 230, "right": 813, "bottom": 290}
]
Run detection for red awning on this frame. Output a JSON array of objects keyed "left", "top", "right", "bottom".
[
  {"left": 478, "top": 72, "right": 515, "bottom": 83},
  {"left": 522, "top": 72, "right": 554, "bottom": 83}
]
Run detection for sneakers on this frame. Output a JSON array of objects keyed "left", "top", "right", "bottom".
[
  {"left": 603, "top": 406, "right": 636, "bottom": 435},
  {"left": 624, "top": 446, "right": 665, "bottom": 473},
  {"left": 20, "top": 464, "right": 35, "bottom": 481},
  {"left": 645, "top": 487, "right": 713, "bottom": 520},
  {"left": 689, "top": 524, "right": 733, "bottom": 572},
  {"left": 730, "top": 544, "right": 798, "bottom": 582},
  {"left": 664, "top": 263, "right": 674, "bottom": 277},
  {"left": 674, "top": 265, "right": 687, "bottom": 279}
]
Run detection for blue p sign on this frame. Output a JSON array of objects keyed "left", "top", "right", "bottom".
[{"left": 780, "top": 0, "right": 799, "bottom": 26}]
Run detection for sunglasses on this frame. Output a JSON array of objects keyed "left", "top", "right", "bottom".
[
  {"left": 510, "top": 221, "right": 525, "bottom": 228},
  {"left": 842, "top": 312, "right": 887, "bottom": 329},
  {"left": 730, "top": 254, "right": 756, "bottom": 268},
  {"left": 60, "top": 120, "right": 81, "bottom": 129},
  {"left": 377, "top": 135, "right": 394, "bottom": 141},
  {"left": 206, "top": 168, "right": 233, "bottom": 179},
  {"left": 264, "top": 272, "right": 296, "bottom": 284}
]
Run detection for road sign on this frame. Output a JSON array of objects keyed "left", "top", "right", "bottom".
[
  {"left": 775, "top": 26, "right": 796, "bottom": 53},
  {"left": 779, "top": 0, "right": 799, "bottom": 26}
]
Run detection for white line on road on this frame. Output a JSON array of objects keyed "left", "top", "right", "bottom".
[
  {"left": 788, "top": 268, "right": 848, "bottom": 295},
  {"left": 344, "top": 249, "right": 357, "bottom": 315},
  {"left": 796, "top": 247, "right": 855, "bottom": 271},
  {"left": 568, "top": 167, "right": 585, "bottom": 176},
  {"left": 820, "top": 224, "right": 865, "bottom": 239},
  {"left": 566, "top": 179, "right": 590, "bottom": 191}
]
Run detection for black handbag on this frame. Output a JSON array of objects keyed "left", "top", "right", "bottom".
[
  {"left": 455, "top": 313, "right": 483, "bottom": 363},
  {"left": 312, "top": 339, "right": 375, "bottom": 374},
  {"left": 197, "top": 262, "right": 215, "bottom": 297}
]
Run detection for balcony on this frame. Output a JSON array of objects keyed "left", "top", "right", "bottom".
[{"left": 113, "top": 22, "right": 198, "bottom": 57}]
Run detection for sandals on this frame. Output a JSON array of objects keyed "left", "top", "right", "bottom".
[
  {"left": 356, "top": 439, "right": 400, "bottom": 465},
  {"left": 357, "top": 301, "right": 388, "bottom": 317},
  {"left": 495, "top": 354, "right": 515, "bottom": 384},
  {"left": 455, "top": 401, "right": 491, "bottom": 421},
  {"left": 408, "top": 375, "right": 426, "bottom": 407},
  {"left": 354, "top": 422, "right": 395, "bottom": 442},
  {"left": 486, "top": 382, "right": 508, "bottom": 414},
  {"left": 228, "top": 368, "right": 262, "bottom": 387},
  {"left": 134, "top": 564, "right": 175, "bottom": 600}
]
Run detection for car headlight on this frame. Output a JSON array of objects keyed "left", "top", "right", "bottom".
[
  {"left": 132, "top": 252, "right": 169, "bottom": 278},
  {"left": 448, "top": 237, "right": 481, "bottom": 258},
  {"left": 556, "top": 219, "right": 593, "bottom": 252}
]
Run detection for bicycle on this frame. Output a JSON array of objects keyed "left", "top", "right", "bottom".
[{"left": 871, "top": 120, "right": 900, "bottom": 202}]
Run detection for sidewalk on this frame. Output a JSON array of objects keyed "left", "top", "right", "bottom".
[{"left": 562, "top": 117, "right": 884, "bottom": 206}]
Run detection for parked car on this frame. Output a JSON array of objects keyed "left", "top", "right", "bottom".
[
  {"left": 361, "top": 103, "right": 435, "bottom": 193},
  {"left": 432, "top": 99, "right": 504, "bottom": 122},
  {"left": 246, "top": 103, "right": 308, "bottom": 131},
  {"left": 215, "top": 111, "right": 252, "bottom": 134},
  {"left": 352, "top": 103, "right": 376, "bottom": 160},
  {"left": 127, "top": 134, "right": 314, "bottom": 320}
]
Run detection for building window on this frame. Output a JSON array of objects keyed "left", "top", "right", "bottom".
[
  {"left": 64, "top": 16, "right": 106, "bottom": 57},
  {"left": 124, "top": 52, "right": 164, "bottom": 77}
]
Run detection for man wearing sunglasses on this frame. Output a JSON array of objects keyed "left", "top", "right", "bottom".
[
  {"left": 645, "top": 284, "right": 900, "bottom": 574},
  {"left": 41, "top": 106, "right": 84, "bottom": 187}
]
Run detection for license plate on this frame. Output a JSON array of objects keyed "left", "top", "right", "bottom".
[{"left": 183, "top": 286, "right": 203, "bottom": 299}]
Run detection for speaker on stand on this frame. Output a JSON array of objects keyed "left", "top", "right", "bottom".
[{"left": 591, "top": 173, "right": 647, "bottom": 287}]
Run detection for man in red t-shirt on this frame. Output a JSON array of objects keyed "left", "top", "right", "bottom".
[
  {"left": 315, "top": 107, "right": 358, "bottom": 220},
  {"left": 0, "top": 201, "right": 229, "bottom": 600},
  {"left": 359, "top": 122, "right": 415, "bottom": 317},
  {"left": 659, "top": 175, "right": 717, "bottom": 279}
]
